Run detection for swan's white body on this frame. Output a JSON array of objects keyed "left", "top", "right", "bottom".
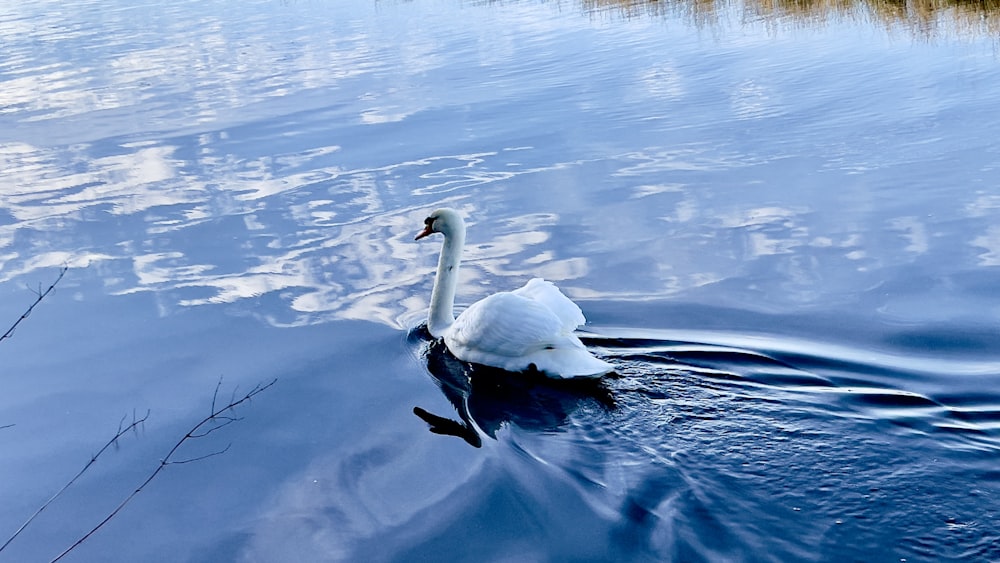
[{"left": 416, "top": 208, "right": 613, "bottom": 379}]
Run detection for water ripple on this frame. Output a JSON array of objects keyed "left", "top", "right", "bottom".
[
  {"left": 578, "top": 326, "right": 1000, "bottom": 462},
  {"left": 475, "top": 326, "right": 996, "bottom": 559}
]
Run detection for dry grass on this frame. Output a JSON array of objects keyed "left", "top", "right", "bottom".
[{"left": 581, "top": 0, "right": 1000, "bottom": 39}]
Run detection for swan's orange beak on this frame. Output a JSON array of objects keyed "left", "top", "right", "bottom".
[{"left": 415, "top": 225, "right": 434, "bottom": 240}]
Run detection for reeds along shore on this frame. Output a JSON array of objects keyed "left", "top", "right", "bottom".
[{"left": 582, "top": 0, "right": 1000, "bottom": 39}]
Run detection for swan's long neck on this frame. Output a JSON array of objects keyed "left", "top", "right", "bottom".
[{"left": 428, "top": 222, "right": 465, "bottom": 337}]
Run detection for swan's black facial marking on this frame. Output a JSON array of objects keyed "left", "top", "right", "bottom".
[
  {"left": 424, "top": 216, "right": 440, "bottom": 233},
  {"left": 415, "top": 215, "right": 437, "bottom": 241}
]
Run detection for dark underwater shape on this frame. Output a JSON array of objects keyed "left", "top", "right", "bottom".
[{"left": 410, "top": 325, "right": 615, "bottom": 447}]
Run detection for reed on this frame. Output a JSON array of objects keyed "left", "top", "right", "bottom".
[{"left": 581, "top": 0, "right": 1000, "bottom": 39}]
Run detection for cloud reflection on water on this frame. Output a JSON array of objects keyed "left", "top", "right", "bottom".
[
  {"left": 2, "top": 128, "right": 609, "bottom": 328},
  {"left": 3, "top": 127, "right": 998, "bottom": 329},
  {"left": 1, "top": 0, "right": 997, "bottom": 333},
  {"left": 972, "top": 226, "right": 1000, "bottom": 267}
]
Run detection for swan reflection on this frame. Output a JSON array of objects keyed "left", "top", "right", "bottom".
[{"left": 410, "top": 326, "right": 615, "bottom": 448}]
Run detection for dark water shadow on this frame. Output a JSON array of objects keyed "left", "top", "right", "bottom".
[{"left": 409, "top": 325, "right": 615, "bottom": 448}]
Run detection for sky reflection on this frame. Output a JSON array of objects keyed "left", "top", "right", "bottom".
[
  {"left": 0, "top": 0, "right": 998, "bottom": 333},
  {"left": 2, "top": 2, "right": 999, "bottom": 561}
]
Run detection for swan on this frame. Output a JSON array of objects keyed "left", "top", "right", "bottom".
[{"left": 415, "top": 208, "right": 613, "bottom": 379}]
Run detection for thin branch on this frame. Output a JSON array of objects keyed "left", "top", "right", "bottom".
[
  {"left": 0, "top": 267, "right": 67, "bottom": 344},
  {"left": 210, "top": 375, "right": 224, "bottom": 415},
  {"left": 48, "top": 378, "right": 277, "bottom": 563},
  {"left": 0, "top": 410, "right": 150, "bottom": 553},
  {"left": 189, "top": 416, "right": 242, "bottom": 439},
  {"left": 228, "top": 385, "right": 240, "bottom": 412},
  {"left": 169, "top": 443, "right": 232, "bottom": 465},
  {"left": 0, "top": 424, "right": 14, "bottom": 430}
]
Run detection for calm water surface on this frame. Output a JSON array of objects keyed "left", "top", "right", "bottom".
[{"left": 1, "top": 0, "right": 999, "bottom": 561}]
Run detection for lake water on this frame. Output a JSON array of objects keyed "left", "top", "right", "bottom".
[{"left": 2, "top": 0, "right": 999, "bottom": 561}]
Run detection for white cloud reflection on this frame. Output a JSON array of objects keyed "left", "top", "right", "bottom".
[
  {"left": 1, "top": 126, "right": 603, "bottom": 329},
  {"left": 0, "top": 141, "right": 199, "bottom": 219},
  {"left": 731, "top": 78, "right": 786, "bottom": 120},
  {"left": 1, "top": 0, "right": 996, "bottom": 333},
  {"left": 972, "top": 226, "right": 1000, "bottom": 267},
  {"left": 241, "top": 428, "right": 490, "bottom": 562},
  {"left": 3, "top": 111, "right": 994, "bottom": 330},
  {"left": 889, "top": 216, "right": 929, "bottom": 255}
]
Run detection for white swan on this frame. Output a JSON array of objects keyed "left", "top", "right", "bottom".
[{"left": 415, "top": 208, "right": 613, "bottom": 379}]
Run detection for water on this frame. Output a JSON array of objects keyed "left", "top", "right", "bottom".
[{"left": 1, "top": 0, "right": 999, "bottom": 561}]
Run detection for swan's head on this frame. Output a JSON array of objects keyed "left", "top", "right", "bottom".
[{"left": 415, "top": 208, "right": 465, "bottom": 241}]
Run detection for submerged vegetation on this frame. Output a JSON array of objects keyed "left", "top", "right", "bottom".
[{"left": 582, "top": 0, "right": 1000, "bottom": 39}]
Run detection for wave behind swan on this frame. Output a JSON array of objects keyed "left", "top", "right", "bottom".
[{"left": 409, "top": 320, "right": 1000, "bottom": 562}]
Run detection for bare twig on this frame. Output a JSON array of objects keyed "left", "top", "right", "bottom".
[
  {"left": 0, "top": 267, "right": 67, "bottom": 344},
  {"left": 0, "top": 424, "right": 14, "bottom": 430},
  {"left": 0, "top": 410, "right": 150, "bottom": 554},
  {"left": 48, "top": 378, "right": 277, "bottom": 563},
  {"left": 170, "top": 443, "right": 232, "bottom": 465},
  {"left": 189, "top": 416, "right": 241, "bottom": 439}
]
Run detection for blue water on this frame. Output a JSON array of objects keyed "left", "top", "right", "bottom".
[{"left": 1, "top": 0, "right": 999, "bottom": 561}]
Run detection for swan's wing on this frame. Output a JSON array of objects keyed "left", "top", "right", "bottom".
[
  {"left": 511, "top": 278, "right": 585, "bottom": 332},
  {"left": 446, "top": 288, "right": 613, "bottom": 378},
  {"left": 448, "top": 292, "right": 565, "bottom": 358}
]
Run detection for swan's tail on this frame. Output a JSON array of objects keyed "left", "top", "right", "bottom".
[{"left": 531, "top": 346, "right": 614, "bottom": 379}]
